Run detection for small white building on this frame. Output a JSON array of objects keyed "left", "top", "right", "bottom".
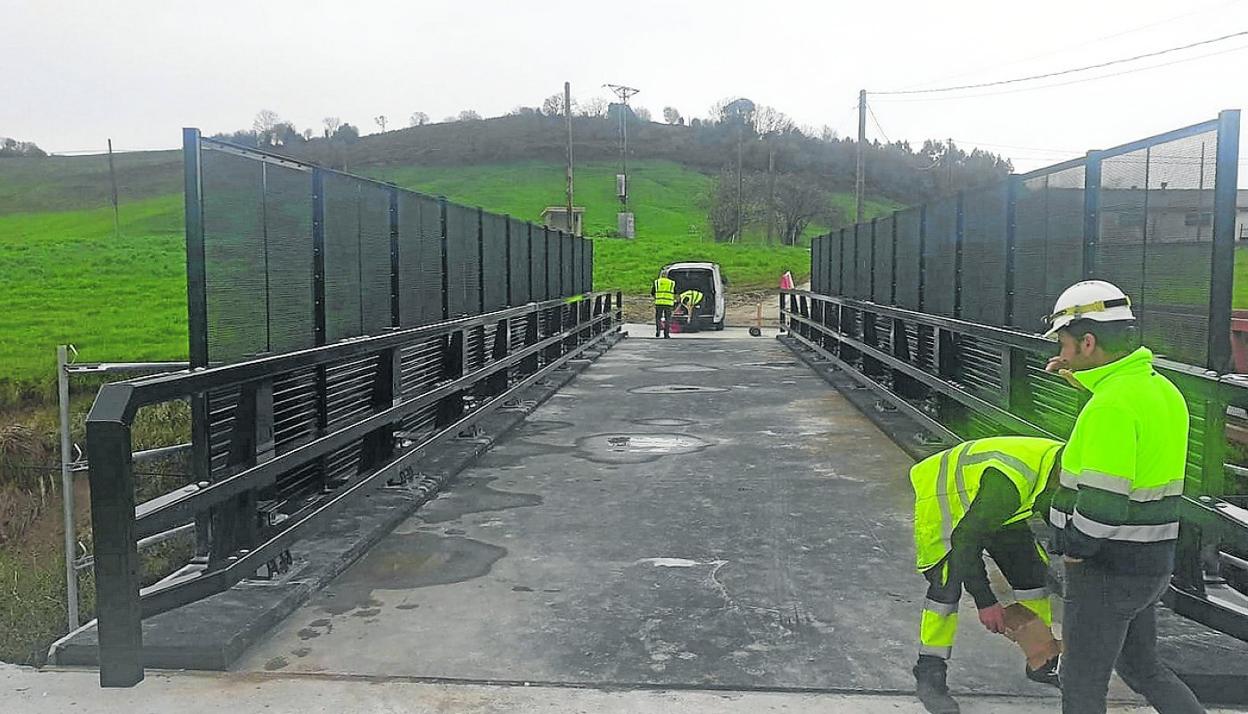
[{"left": 541, "top": 206, "right": 585, "bottom": 236}]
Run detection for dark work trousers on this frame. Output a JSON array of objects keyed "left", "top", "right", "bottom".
[
  {"left": 654, "top": 306, "right": 672, "bottom": 337},
  {"left": 921, "top": 524, "right": 1050, "bottom": 660},
  {"left": 1061, "top": 562, "right": 1204, "bottom": 714}
]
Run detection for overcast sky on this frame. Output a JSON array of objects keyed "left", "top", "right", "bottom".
[{"left": 4, "top": 0, "right": 1248, "bottom": 173}]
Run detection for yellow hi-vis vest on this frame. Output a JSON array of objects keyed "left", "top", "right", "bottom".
[
  {"left": 679, "top": 289, "right": 704, "bottom": 308},
  {"left": 653, "top": 277, "right": 676, "bottom": 307},
  {"left": 911, "top": 436, "right": 1062, "bottom": 572}
]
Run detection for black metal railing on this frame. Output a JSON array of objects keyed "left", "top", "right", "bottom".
[
  {"left": 780, "top": 289, "right": 1248, "bottom": 643},
  {"left": 87, "top": 291, "right": 623, "bottom": 687}
]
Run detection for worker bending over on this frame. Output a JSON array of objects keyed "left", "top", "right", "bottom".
[
  {"left": 676, "top": 289, "right": 704, "bottom": 329},
  {"left": 912, "top": 436, "right": 1063, "bottom": 713}
]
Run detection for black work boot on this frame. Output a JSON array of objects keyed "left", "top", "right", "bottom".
[
  {"left": 913, "top": 656, "right": 960, "bottom": 714},
  {"left": 1025, "top": 654, "right": 1061, "bottom": 688}
]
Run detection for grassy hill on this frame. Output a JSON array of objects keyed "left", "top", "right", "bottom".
[{"left": 0, "top": 154, "right": 904, "bottom": 398}]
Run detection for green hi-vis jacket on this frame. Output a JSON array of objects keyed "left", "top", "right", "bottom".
[
  {"left": 1049, "top": 347, "right": 1188, "bottom": 566},
  {"left": 653, "top": 277, "right": 676, "bottom": 307},
  {"left": 912, "top": 436, "right": 1063, "bottom": 571}
]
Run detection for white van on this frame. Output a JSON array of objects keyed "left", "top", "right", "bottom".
[{"left": 661, "top": 261, "right": 727, "bottom": 331}]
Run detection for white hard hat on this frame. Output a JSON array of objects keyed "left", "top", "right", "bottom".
[{"left": 1043, "top": 280, "right": 1135, "bottom": 338}]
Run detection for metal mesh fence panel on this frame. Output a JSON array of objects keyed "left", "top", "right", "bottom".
[
  {"left": 894, "top": 207, "right": 922, "bottom": 310},
  {"left": 202, "top": 147, "right": 267, "bottom": 363},
  {"left": 960, "top": 183, "right": 1009, "bottom": 325},
  {"left": 508, "top": 218, "right": 531, "bottom": 305},
  {"left": 481, "top": 212, "right": 508, "bottom": 312},
  {"left": 358, "top": 182, "right": 393, "bottom": 335},
  {"left": 322, "top": 173, "right": 363, "bottom": 341},
  {"left": 532, "top": 226, "right": 549, "bottom": 301},
  {"left": 854, "top": 224, "right": 872, "bottom": 299},
  {"left": 262, "top": 163, "right": 315, "bottom": 354},
  {"left": 1098, "top": 131, "right": 1218, "bottom": 364},
  {"left": 840, "top": 228, "right": 856, "bottom": 299},
  {"left": 562, "top": 233, "right": 575, "bottom": 296},
  {"left": 811, "top": 235, "right": 825, "bottom": 295},
  {"left": 924, "top": 196, "right": 958, "bottom": 317},
  {"left": 397, "top": 193, "right": 444, "bottom": 327},
  {"left": 571, "top": 236, "right": 583, "bottom": 294},
  {"left": 873, "top": 218, "right": 894, "bottom": 304},
  {"left": 829, "top": 230, "right": 843, "bottom": 295},
  {"left": 1012, "top": 165, "right": 1085, "bottom": 330},
  {"left": 546, "top": 230, "right": 560, "bottom": 299},
  {"left": 585, "top": 239, "right": 594, "bottom": 292},
  {"left": 445, "top": 204, "right": 481, "bottom": 317}
]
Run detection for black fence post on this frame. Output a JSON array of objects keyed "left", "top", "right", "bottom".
[
  {"left": 389, "top": 186, "right": 401, "bottom": 327},
  {"left": 890, "top": 213, "right": 899, "bottom": 306},
  {"left": 869, "top": 217, "right": 878, "bottom": 302},
  {"left": 1004, "top": 176, "right": 1019, "bottom": 327},
  {"left": 918, "top": 205, "right": 928, "bottom": 312},
  {"left": 1208, "top": 109, "right": 1240, "bottom": 373},
  {"left": 183, "top": 128, "right": 213, "bottom": 559},
  {"left": 439, "top": 197, "right": 450, "bottom": 321},
  {"left": 1082, "top": 150, "right": 1103, "bottom": 279},
  {"left": 953, "top": 192, "right": 965, "bottom": 320},
  {"left": 86, "top": 391, "right": 143, "bottom": 687},
  {"left": 362, "top": 348, "right": 401, "bottom": 471},
  {"left": 504, "top": 215, "right": 514, "bottom": 307},
  {"left": 312, "top": 168, "right": 331, "bottom": 493}
]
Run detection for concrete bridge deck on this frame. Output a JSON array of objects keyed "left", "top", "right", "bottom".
[{"left": 233, "top": 330, "right": 1065, "bottom": 698}]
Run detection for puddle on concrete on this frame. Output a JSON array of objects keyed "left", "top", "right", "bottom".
[
  {"left": 514, "top": 420, "right": 574, "bottom": 435},
  {"left": 631, "top": 417, "right": 696, "bottom": 427},
  {"left": 418, "top": 476, "right": 542, "bottom": 524},
  {"left": 628, "top": 384, "right": 730, "bottom": 394},
  {"left": 740, "top": 361, "right": 798, "bottom": 370},
  {"left": 574, "top": 432, "right": 711, "bottom": 464},
  {"left": 313, "top": 531, "right": 507, "bottom": 615},
  {"left": 644, "top": 364, "right": 720, "bottom": 373}
]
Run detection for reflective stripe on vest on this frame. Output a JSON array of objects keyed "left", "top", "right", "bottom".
[
  {"left": 912, "top": 436, "right": 1063, "bottom": 572},
  {"left": 654, "top": 277, "right": 676, "bottom": 307}
]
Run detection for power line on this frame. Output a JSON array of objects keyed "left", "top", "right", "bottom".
[
  {"left": 871, "top": 41, "right": 1248, "bottom": 102},
  {"left": 896, "top": 0, "right": 1243, "bottom": 90},
  {"left": 874, "top": 29, "right": 1248, "bottom": 95},
  {"left": 866, "top": 101, "right": 891, "bottom": 144}
]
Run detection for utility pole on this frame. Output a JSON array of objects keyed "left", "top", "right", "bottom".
[
  {"left": 107, "top": 139, "right": 120, "bottom": 240},
  {"left": 736, "top": 122, "right": 744, "bottom": 243},
  {"left": 946, "top": 137, "right": 954, "bottom": 191},
  {"left": 565, "top": 81, "right": 575, "bottom": 235},
  {"left": 855, "top": 89, "right": 866, "bottom": 224},
  {"left": 604, "top": 83, "right": 640, "bottom": 206},
  {"left": 767, "top": 144, "right": 776, "bottom": 244}
]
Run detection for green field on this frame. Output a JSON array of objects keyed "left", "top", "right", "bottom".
[{"left": 4, "top": 159, "right": 900, "bottom": 397}]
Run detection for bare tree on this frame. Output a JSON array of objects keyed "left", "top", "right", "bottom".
[
  {"left": 457, "top": 109, "right": 482, "bottom": 121},
  {"left": 542, "top": 93, "right": 576, "bottom": 116},
  {"left": 752, "top": 105, "right": 794, "bottom": 137},
  {"left": 773, "top": 174, "right": 833, "bottom": 246},
  {"left": 323, "top": 116, "right": 342, "bottom": 138},
  {"left": 253, "top": 109, "right": 281, "bottom": 135},
  {"left": 578, "top": 97, "right": 609, "bottom": 118},
  {"left": 662, "top": 106, "right": 682, "bottom": 125},
  {"left": 374, "top": 115, "right": 387, "bottom": 132},
  {"left": 409, "top": 111, "right": 429, "bottom": 127},
  {"left": 634, "top": 106, "right": 652, "bottom": 122}
]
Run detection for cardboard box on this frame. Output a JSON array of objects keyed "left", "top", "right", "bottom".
[{"left": 1002, "top": 602, "right": 1061, "bottom": 669}]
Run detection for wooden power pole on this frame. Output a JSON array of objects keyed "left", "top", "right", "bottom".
[
  {"left": 565, "top": 81, "right": 574, "bottom": 235},
  {"left": 855, "top": 90, "right": 866, "bottom": 224}
]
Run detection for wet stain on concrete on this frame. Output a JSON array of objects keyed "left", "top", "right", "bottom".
[
  {"left": 512, "top": 585, "right": 534, "bottom": 592},
  {"left": 419, "top": 476, "right": 542, "bottom": 524},
  {"left": 644, "top": 364, "right": 720, "bottom": 373},
  {"left": 573, "top": 433, "right": 712, "bottom": 464},
  {"left": 264, "top": 656, "right": 289, "bottom": 671},
  {"left": 739, "top": 361, "right": 799, "bottom": 370},
  {"left": 353, "top": 608, "right": 382, "bottom": 618},
  {"left": 396, "top": 603, "right": 421, "bottom": 610},
  {"left": 513, "top": 420, "right": 574, "bottom": 435},
  {"left": 313, "top": 531, "right": 507, "bottom": 615},
  {"left": 296, "top": 628, "right": 320, "bottom": 640},
  {"left": 628, "top": 384, "right": 730, "bottom": 394},
  {"left": 291, "top": 647, "right": 312, "bottom": 658},
  {"left": 308, "top": 618, "right": 333, "bottom": 629},
  {"left": 631, "top": 417, "right": 696, "bottom": 427}
]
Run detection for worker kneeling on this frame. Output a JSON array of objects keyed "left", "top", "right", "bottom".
[{"left": 911, "top": 436, "right": 1063, "bottom": 713}]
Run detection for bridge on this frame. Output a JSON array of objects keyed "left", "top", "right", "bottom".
[{"left": 21, "top": 115, "right": 1248, "bottom": 712}]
